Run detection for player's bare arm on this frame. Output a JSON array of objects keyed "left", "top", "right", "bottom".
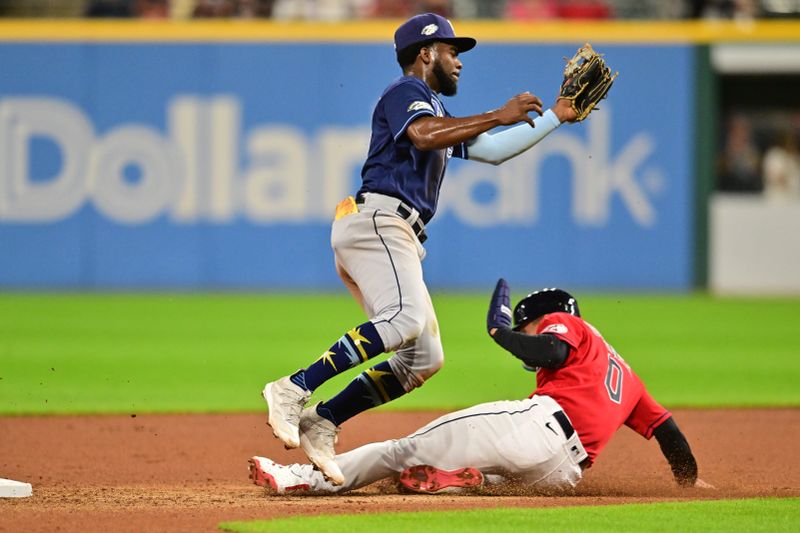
[{"left": 406, "top": 92, "right": 544, "bottom": 151}]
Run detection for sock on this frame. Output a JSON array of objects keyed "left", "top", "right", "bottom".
[
  {"left": 316, "top": 360, "right": 406, "bottom": 426},
  {"left": 290, "top": 321, "right": 385, "bottom": 392}
]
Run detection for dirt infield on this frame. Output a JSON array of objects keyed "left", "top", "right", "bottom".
[{"left": 1, "top": 409, "right": 798, "bottom": 532}]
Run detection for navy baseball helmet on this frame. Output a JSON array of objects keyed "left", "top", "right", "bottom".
[
  {"left": 394, "top": 13, "right": 476, "bottom": 56},
  {"left": 513, "top": 288, "right": 580, "bottom": 330}
]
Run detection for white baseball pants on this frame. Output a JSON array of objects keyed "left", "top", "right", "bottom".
[{"left": 303, "top": 395, "right": 588, "bottom": 493}]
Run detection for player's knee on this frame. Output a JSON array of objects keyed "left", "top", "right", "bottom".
[
  {"left": 415, "top": 349, "right": 444, "bottom": 384},
  {"left": 388, "top": 306, "right": 427, "bottom": 347},
  {"left": 387, "top": 343, "right": 444, "bottom": 392},
  {"left": 406, "top": 343, "right": 444, "bottom": 390}
]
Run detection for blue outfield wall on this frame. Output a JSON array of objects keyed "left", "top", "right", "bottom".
[{"left": 0, "top": 42, "right": 694, "bottom": 289}]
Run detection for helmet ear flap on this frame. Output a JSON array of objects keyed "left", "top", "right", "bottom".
[{"left": 512, "top": 300, "right": 531, "bottom": 331}]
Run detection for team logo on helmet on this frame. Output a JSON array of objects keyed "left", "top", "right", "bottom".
[{"left": 421, "top": 24, "right": 438, "bottom": 36}]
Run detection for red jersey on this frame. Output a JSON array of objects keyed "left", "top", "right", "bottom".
[{"left": 531, "top": 312, "right": 670, "bottom": 464}]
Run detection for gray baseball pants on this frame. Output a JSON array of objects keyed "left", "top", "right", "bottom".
[{"left": 331, "top": 192, "right": 442, "bottom": 392}]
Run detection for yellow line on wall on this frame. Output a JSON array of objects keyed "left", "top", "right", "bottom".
[{"left": 0, "top": 19, "right": 798, "bottom": 44}]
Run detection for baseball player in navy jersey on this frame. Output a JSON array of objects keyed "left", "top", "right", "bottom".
[
  {"left": 262, "top": 13, "right": 585, "bottom": 486},
  {"left": 250, "top": 282, "right": 712, "bottom": 494}
]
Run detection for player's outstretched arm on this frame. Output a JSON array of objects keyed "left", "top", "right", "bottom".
[
  {"left": 468, "top": 43, "right": 616, "bottom": 165},
  {"left": 405, "top": 92, "right": 543, "bottom": 151},
  {"left": 466, "top": 98, "right": 578, "bottom": 166},
  {"left": 652, "top": 417, "right": 704, "bottom": 487}
]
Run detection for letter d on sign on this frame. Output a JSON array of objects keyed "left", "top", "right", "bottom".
[{"left": 0, "top": 98, "right": 93, "bottom": 222}]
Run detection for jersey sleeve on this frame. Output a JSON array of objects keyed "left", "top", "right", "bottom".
[
  {"left": 452, "top": 142, "right": 468, "bottom": 159},
  {"left": 382, "top": 81, "right": 437, "bottom": 141},
  {"left": 443, "top": 107, "right": 468, "bottom": 159},
  {"left": 535, "top": 313, "right": 584, "bottom": 350},
  {"left": 625, "top": 388, "right": 671, "bottom": 439}
]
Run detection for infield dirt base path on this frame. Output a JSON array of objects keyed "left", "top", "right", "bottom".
[{"left": 1, "top": 409, "right": 798, "bottom": 532}]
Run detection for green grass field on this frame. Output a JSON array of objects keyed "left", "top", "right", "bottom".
[
  {"left": 1, "top": 292, "right": 798, "bottom": 531},
  {"left": 1, "top": 292, "right": 799, "bottom": 415},
  {"left": 220, "top": 498, "right": 800, "bottom": 533}
]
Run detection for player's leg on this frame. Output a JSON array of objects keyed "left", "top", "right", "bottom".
[
  {"left": 261, "top": 211, "right": 389, "bottom": 449},
  {"left": 333, "top": 261, "right": 446, "bottom": 398},
  {"left": 316, "top": 280, "right": 441, "bottom": 429},
  {"left": 248, "top": 456, "right": 340, "bottom": 494},
  {"left": 336, "top": 259, "right": 367, "bottom": 313},
  {"left": 322, "top": 401, "right": 517, "bottom": 491},
  {"left": 264, "top": 210, "right": 427, "bottom": 482},
  {"left": 298, "top": 254, "right": 441, "bottom": 434},
  {"left": 262, "top": 316, "right": 386, "bottom": 451},
  {"left": 294, "top": 211, "right": 433, "bottom": 483},
  {"left": 385, "top": 288, "right": 443, "bottom": 392},
  {"left": 276, "top": 210, "right": 423, "bottom": 398},
  {"left": 337, "top": 398, "right": 584, "bottom": 491},
  {"left": 252, "top": 400, "right": 561, "bottom": 495},
  {"left": 511, "top": 396, "right": 586, "bottom": 491},
  {"left": 249, "top": 439, "right": 419, "bottom": 495},
  {"left": 310, "top": 211, "right": 439, "bottom": 426},
  {"left": 331, "top": 209, "right": 430, "bottom": 351}
]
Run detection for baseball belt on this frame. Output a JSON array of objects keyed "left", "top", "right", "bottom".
[
  {"left": 552, "top": 410, "right": 575, "bottom": 439},
  {"left": 355, "top": 192, "right": 427, "bottom": 244},
  {"left": 549, "top": 409, "right": 590, "bottom": 468}
]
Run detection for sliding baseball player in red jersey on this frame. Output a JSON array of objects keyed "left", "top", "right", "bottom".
[
  {"left": 485, "top": 281, "right": 709, "bottom": 480},
  {"left": 249, "top": 280, "right": 711, "bottom": 494}
]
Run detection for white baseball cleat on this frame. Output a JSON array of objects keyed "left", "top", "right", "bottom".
[
  {"left": 248, "top": 456, "right": 311, "bottom": 493},
  {"left": 263, "top": 376, "right": 311, "bottom": 449},
  {"left": 299, "top": 403, "right": 344, "bottom": 486}
]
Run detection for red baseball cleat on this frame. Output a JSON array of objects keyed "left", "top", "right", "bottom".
[
  {"left": 248, "top": 456, "right": 311, "bottom": 494},
  {"left": 398, "top": 465, "right": 484, "bottom": 494}
]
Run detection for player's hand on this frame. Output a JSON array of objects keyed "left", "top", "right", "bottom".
[
  {"left": 494, "top": 92, "right": 543, "bottom": 127},
  {"left": 552, "top": 98, "right": 579, "bottom": 123},
  {"left": 693, "top": 478, "right": 715, "bottom": 489},
  {"left": 487, "top": 278, "right": 513, "bottom": 335}
]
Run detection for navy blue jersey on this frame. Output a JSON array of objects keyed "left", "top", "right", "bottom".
[{"left": 358, "top": 76, "right": 467, "bottom": 224}]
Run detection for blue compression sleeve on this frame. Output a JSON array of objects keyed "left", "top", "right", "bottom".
[{"left": 467, "top": 109, "right": 562, "bottom": 165}]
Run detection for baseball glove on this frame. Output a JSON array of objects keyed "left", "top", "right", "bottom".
[{"left": 559, "top": 43, "right": 618, "bottom": 122}]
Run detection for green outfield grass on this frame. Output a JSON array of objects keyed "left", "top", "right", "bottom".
[
  {"left": 219, "top": 497, "right": 800, "bottom": 533},
  {"left": 1, "top": 292, "right": 798, "bottom": 414}
]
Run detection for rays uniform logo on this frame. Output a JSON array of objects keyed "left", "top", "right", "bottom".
[
  {"left": 421, "top": 24, "right": 438, "bottom": 36},
  {"left": 407, "top": 101, "right": 434, "bottom": 113}
]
